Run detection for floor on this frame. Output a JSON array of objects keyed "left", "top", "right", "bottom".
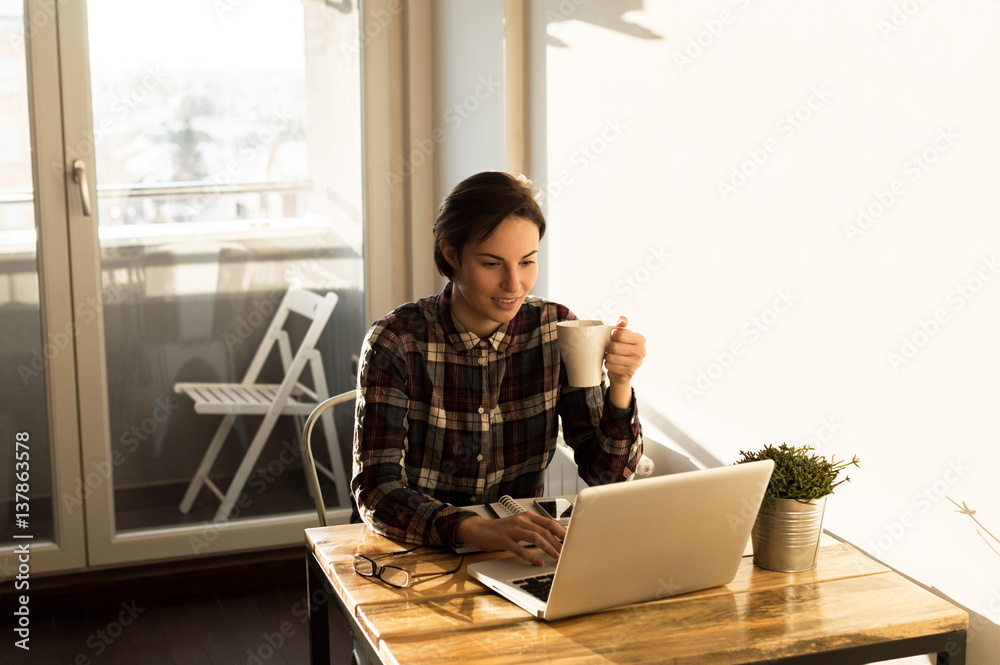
[{"left": 1, "top": 554, "right": 355, "bottom": 665}]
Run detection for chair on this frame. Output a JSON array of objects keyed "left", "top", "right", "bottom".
[
  {"left": 542, "top": 432, "right": 656, "bottom": 496},
  {"left": 175, "top": 288, "right": 350, "bottom": 521},
  {"left": 300, "top": 390, "right": 363, "bottom": 665},
  {"left": 301, "top": 390, "right": 356, "bottom": 526},
  {"left": 126, "top": 242, "right": 254, "bottom": 458}
]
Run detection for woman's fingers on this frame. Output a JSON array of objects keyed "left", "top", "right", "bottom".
[
  {"left": 522, "top": 514, "right": 565, "bottom": 558},
  {"left": 461, "top": 512, "right": 566, "bottom": 566},
  {"left": 606, "top": 323, "right": 646, "bottom": 381},
  {"left": 508, "top": 514, "right": 564, "bottom": 565}
]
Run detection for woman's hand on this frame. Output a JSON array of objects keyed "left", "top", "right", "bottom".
[
  {"left": 455, "top": 513, "right": 566, "bottom": 566},
  {"left": 605, "top": 315, "right": 646, "bottom": 409}
]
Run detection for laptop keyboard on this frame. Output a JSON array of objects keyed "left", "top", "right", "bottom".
[{"left": 513, "top": 573, "right": 554, "bottom": 602}]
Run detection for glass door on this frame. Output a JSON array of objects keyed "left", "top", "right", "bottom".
[
  {"left": 0, "top": 0, "right": 88, "bottom": 575},
  {"left": 59, "top": 0, "right": 365, "bottom": 565}
]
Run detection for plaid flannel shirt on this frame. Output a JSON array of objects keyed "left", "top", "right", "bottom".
[{"left": 351, "top": 283, "right": 643, "bottom": 548}]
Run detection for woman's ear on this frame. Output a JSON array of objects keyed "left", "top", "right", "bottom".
[{"left": 440, "top": 241, "right": 461, "bottom": 272}]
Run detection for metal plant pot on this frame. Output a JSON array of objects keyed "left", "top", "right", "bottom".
[{"left": 751, "top": 495, "right": 827, "bottom": 572}]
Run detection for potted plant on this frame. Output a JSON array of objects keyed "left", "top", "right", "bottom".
[{"left": 736, "top": 443, "right": 860, "bottom": 572}]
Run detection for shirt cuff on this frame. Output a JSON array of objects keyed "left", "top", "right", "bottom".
[
  {"left": 436, "top": 508, "right": 479, "bottom": 549},
  {"left": 603, "top": 387, "right": 639, "bottom": 439}
]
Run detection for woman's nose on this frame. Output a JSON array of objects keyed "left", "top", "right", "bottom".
[{"left": 500, "top": 265, "right": 519, "bottom": 292}]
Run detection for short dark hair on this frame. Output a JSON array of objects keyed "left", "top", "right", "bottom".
[{"left": 433, "top": 171, "right": 546, "bottom": 279}]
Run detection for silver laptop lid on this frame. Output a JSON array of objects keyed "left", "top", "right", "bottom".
[{"left": 542, "top": 460, "right": 774, "bottom": 620}]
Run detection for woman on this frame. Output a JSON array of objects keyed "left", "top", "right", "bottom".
[{"left": 352, "top": 171, "right": 646, "bottom": 565}]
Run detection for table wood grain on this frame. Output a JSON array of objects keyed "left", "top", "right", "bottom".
[{"left": 306, "top": 524, "right": 968, "bottom": 665}]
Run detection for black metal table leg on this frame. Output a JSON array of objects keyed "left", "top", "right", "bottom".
[
  {"left": 767, "top": 629, "right": 967, "bottom": 665},
  {"left": 307, "top": 547, "right": 383, "bottom": 665},
  {"left": 307, "top": 549, "right": 332, "bottom": 665}
]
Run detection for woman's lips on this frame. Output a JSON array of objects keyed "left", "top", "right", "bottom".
[{"left": 492, "top": 296, "right": 520, "bottom": 310}]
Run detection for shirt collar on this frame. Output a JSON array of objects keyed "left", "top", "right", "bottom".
[{"left": 438, "top": 282, "right": 516, "bottom": 354}]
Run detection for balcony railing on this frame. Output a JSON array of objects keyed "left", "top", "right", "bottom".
[
  {"left": 0, "top": 179, "right": 367, "bottom": 258},
  {"left": 0, "top": 179, "right": 312, "bottom": 205},
  {"left": 96, "top": 179, "right": 313, "bottom": 199}
]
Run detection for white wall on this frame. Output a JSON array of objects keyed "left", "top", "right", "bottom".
[{"left": 525, "top": 1, "right": 1000, "bottom": 662}]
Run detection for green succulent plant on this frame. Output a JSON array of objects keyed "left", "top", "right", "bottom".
[{"left": 736, "top": 443, "right": 860, "bottom": 504}]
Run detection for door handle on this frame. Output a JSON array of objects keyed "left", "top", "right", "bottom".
[{"left": 71, "top": 159, "right": 92, "bottom": 216}]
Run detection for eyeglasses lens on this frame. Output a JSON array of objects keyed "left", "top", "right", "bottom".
[
  {"left": 379, "top": 566, "right": 411, "bottom": 588},
  {"left": 353, "top": 555, "right": 376, "bottom": 576},
  {"left": 353, "top": 554, "right": 411, "bottom": 587}
]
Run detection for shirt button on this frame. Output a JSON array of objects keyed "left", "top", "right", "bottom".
[
  {"left": 478, "top": 406, "right": 485, "bottom": 414},
  {"left": 478, "top": 357, "right": 487, "bottom": 366},
  {"left": 470, "top": 496, "right": 478, "bottom": 503},
  {"left": 477, "top": 454, "right": 484, "bottom": 461}
]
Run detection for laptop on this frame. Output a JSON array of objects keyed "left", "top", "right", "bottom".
[{"left": 466, "top": 460, "right": 774, "bottom": 621}]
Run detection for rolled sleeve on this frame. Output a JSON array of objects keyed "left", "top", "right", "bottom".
[
  {"left": 352, "top": 325, "right": 456, "bottom": 546},
  {"left": 560, "top": 384, "right": 643, "bottom": 486}
]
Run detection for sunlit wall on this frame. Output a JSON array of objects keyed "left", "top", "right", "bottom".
[{"left": 528, "top": 1, "right": 1000, "bottom": 661}]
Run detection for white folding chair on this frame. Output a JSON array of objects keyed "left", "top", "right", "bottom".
[{"left": 175, "top": 288, "right": 350, "bottom": 521}]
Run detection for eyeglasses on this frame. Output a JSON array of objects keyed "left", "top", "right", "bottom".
[{"left": 352, "top": 546, "right": 466, "bottom": 589}]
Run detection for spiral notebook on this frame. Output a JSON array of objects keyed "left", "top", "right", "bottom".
[
  {"left": 483, "top": 495, "right": 538, "bottom": 518},
  {"left": 472, "top": 495, "right": 572, "bottom": 524}
]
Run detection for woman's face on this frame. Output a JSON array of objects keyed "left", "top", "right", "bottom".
[{"left": 443, "top": 215, "right": 540, "bottom": 339}]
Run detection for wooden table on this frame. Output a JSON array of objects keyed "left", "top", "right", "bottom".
[{"left": 305, "top": 524, "right": 968, "bottom": 664}]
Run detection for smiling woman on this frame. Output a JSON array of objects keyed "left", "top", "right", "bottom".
[
  {"left": 351, "top": 171, "right": 647, "bottom": 566},
  {"left": 434, "top": 173, "right": 544, "bottom": 339},
  {"left": 443, "top": 216, "right": 540, "bottom": 338}
]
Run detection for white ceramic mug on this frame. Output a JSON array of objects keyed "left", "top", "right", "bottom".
[{"left": 556, "top": 320, "right": 612, "bottom": 387}]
